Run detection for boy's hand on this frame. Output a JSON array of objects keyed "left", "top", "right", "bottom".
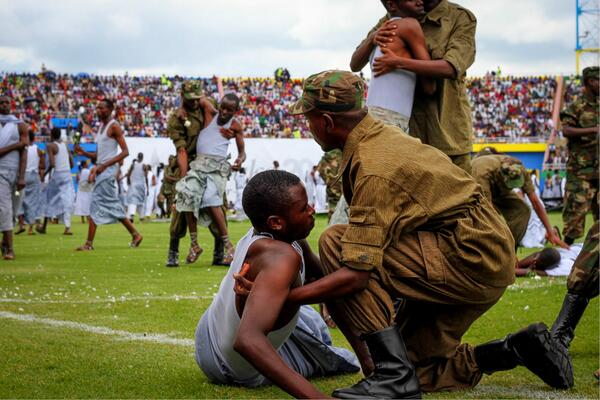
[{"left": 373, "top": 46, "right": 403, "bottom": 77}]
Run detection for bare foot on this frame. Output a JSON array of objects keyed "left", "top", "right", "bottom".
[
  {"left": 76, "top": 242, "right": 94, "bottom": 251},
  {"left": 130, "top": 234, "right": 143, "bottom": 248}
]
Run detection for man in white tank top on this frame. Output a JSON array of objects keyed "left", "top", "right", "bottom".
[
  {"left": 175, "top": 94, "right": 246, "bottom": 265},
  {"left": 38, "top": 127, "right": 75, "bottom": 235},
  {"left": 351, "top": 0, "right": 435, "bottom": 131},
  {"left": 16, "top": 130, "right": 45, "bottom": 235},
  {"left": 0, "top": 94, "right": 29, "bottom": 260},
  {"left": 74, "top": 99, "right": 143, "bottom": 251},
  {"left": 195, "top": 170, "right": 358, "bottom": 397}
]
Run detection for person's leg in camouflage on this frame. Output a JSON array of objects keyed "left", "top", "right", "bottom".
[
  {"left": 551, "top": 221, "right": 599, "bottom": 350},
  {"left": 562, "top": 174, "right": 597, "bottom": 244},
  {"left": 166, "top": 209, "right": 187, "bottom": 267}
]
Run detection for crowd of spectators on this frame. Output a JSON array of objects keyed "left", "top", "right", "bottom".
[
  {"left": 468, "top": 72, "right": 557, "bottom": 142},
  {"left": 0, "top": 71, "right": 312, "bottom": 139},
  {"left": 0, "top": 69, "right": 583, "bottom": 142}
]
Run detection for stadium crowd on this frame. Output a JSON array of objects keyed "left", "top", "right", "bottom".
[
  {"left": 0, "top": 70, "right": 578, "bottom": 142},
  {"left": 468, "top": 72, "right": 557, "bottom": 142}
]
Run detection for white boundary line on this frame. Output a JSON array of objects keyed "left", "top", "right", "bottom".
[
  {"left": 0, "top": 295, "right": 214, "bottom": 304},
  {"left": 0, "top": 311, "right": 194, "bottom": 347}
]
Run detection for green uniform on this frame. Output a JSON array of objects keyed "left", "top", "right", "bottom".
[
  {"left": 360, "top": 0, "right": 476, "bottom": 173},
  {"left": 319, "top": 114, "right": 514, "bottom": 391},
  {"left": 167, "top": 108, "right": 204, "bottom": 239},
  {"left": 559, "top": 92, "right": 599, "bottom": 241},
  {"left": 160, "top": 163, "right": 179, "bottom": 213},
  {"left": 471, "top": 155, "right": 534, "bottom": 245},
  {"left": 317, "top": 149, "right": 342, "bottom": 220},
  {"left": 567, "top": 221, "right": 599, "bottom": 299}
]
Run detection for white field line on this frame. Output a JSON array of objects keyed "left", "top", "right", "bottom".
[
  {"left": 0, "top": 311, "right": 194, "bottom": 347},
  {"left": 0, "top": 295, "right": 213, "bottom": 304},
  {"left": 466, "top": 384, "right": 591, "bottom": 399}
]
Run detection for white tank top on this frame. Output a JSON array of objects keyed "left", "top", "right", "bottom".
[
  {"left": 54, "top": 142, "right": 71, "bottom": 173},
  {"left": 0, "top": 120, "right": 20, "bottom": 169},
  {"left": 205, "top": 227, "right": 305, "bottom": 381},
  {"left": 366, "top": 17, "right": 416, "bottom": 119},
  {"left": 130, "top": 162, "right": 145, "bottom": 184},
  {"left": 96, "top": 120, "right": 118, "bottom": 165},
  {"left": 196, "top": 115, "right": 233, "bottom": 158},
  {"left": 26, "top": 144, "right": 40, "bottom": 172}
]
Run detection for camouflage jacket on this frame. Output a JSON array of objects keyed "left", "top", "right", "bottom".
[
  {"left": 317, "top": 149, "right": 343, "bottom": 202},
  {"left": 560, "top": 94, "right": 599, "bottom": 178},
  {"left": 160, "top": 164, "right": 180, "bottom": 196},
  {"left": 167, "top": 108, "right": 204, "bottom": 163}
]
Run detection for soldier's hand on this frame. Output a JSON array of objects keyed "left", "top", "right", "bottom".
[
  {"left": 374, "top": 21, "right": 399, "bottom": 48},
  {"left": 233, "top": 262, "right": 253, "bottom": 297},
  {"left": 546, "top": 231, "right": 570, "bottom": 249}
]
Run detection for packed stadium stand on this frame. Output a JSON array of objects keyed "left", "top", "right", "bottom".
[{"left": 0, "top": 71, "right": 584, "bottom": 143}]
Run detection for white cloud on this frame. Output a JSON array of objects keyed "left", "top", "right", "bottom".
[{"left": 0, "top": 0, "right": 582, "bottom": 77}]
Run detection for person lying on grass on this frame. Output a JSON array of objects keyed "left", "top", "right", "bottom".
[{"left": 194, "top": 169, "right": 359, "bottom": 399}]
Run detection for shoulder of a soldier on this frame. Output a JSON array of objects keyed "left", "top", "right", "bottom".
[
  {"left": 167, "top": 112, "right": 184, "bottom": 130},
  {"left": 447, "top": 1, "right": 477, "bottom": 23}
]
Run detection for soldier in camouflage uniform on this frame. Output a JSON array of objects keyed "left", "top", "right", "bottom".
[
  {"left": 159, "top": 155, "right": 179, "bottom": 219},
  {"left": 551, "top": 221, "right": 599, "bottom": 352},
  {"left": 317, "top": 149, "right": 342, "bottom": 221},
  {"left": 165, "top": 80, "right": 225, "bottom": 267},
  {"left": 560, "top": 66, "right": 599, "bottom": 245}
]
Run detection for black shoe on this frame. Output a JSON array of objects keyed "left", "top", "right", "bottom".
[
  {"left": 332, "top": 326, "right": 421, "bottom": 399},
  {"left": 475, "top": 322, "right": 573, "bottom": 389},
  {"left": 166, "top": 250, "right": 179, "bottom": 267},
  {"left": 551, "top": 293, "right": 589, "bottom": 349},
  {"left": 212, "top": 237, "right": 225, "bottom": 266},
  {"left": 212, "top": 257, "right": 231, "bottom": 266}
]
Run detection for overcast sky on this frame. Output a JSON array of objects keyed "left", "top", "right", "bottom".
[{"left": 1, "top": 0, "right": 596, "bottom": 78}]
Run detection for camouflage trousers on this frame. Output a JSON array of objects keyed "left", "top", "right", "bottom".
[
  {"left": 368, "top": 106, "right": 410, "bottom": 132},
  {"left": 562, "top": 174, "right": 599, "bottom": 240},
  {"left": 567, "top": 221, "right": 599, "bottom": 299}
]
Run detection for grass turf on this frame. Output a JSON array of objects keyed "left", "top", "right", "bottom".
[{"left": 0, "top": 212, "right": 598, "bottom": 399}]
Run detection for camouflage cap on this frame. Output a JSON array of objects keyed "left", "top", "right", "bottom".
[
  {"left": 181, "top": 80, "right": 203, "bottom": 100},
  {"left": 583, "top": 66, "right": 599, "bottom": 81},
  {"left": 289, "top": 70, "right": 365, "bottom": 115},
  {"left": 500, "top": 157, "right": 525, "bottom": 189}
]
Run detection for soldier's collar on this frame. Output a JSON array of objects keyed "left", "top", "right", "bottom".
[
  {"left": 335, "top": 113, "right": 378, "bottom": 183},
  {"left": 422, "top": 0, "right": 448, "bottom": 25}
]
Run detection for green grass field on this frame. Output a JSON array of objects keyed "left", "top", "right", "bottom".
[{"left": 1, "top": 212, "right": 598, "bottom": 399}]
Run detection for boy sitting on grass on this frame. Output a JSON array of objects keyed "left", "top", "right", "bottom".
[{"left": 194, "top": 170, "right": 359, "bottom": 398}]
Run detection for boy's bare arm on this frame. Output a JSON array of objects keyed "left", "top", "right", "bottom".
[
  {"left": 233, "top": 243, "right": 328, "bottom": 399},
  {"left": 401, "top": 19, "right": 437, "bottom": 95},
  {"left": 297, "top": 239, "right": 324, "bottom": 281},
  {"left": 230, "top": 119, "right": 245, "bottom": 171}
]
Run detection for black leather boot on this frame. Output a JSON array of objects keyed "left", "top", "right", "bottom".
[
  {"left": 551, "top": 292, "right": 589, "bottom": 349},
  {"left": 165, "top": 238, "right": 180, "bottom": 267},
  {"left": 212, "top": 237, "right": 229, "bottom": 266},
  {"left": 475, "top": 322, "right": 573, "bottom": 389},
  {"left": 332, "top": 326, "right": 421, "bottom": 399}
]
